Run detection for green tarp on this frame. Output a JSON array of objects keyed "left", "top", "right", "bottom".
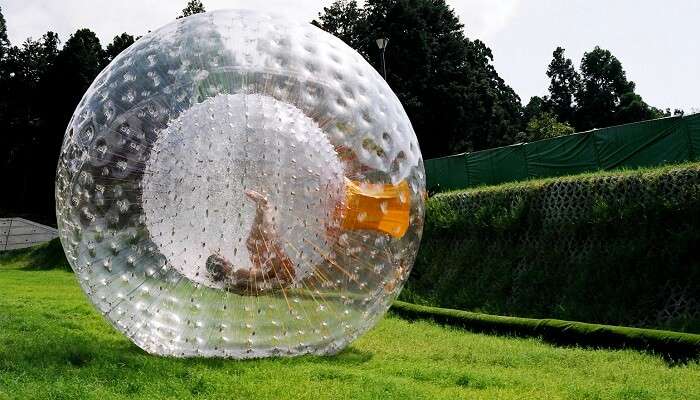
[
  {"left": 426, "top": 114, "right": 700, "bottom": 191},
  {"left": 525, "top": 132, "right": 598, "bottom": 177},
  {"left": 424, "top": 153, "right": 468, "bottom": 191},
  {"left": 593, "top": 116, "right": 686, "bottom": 169},
  {"left": 686, "top": 113, "right": 700, "bottom": 161},
  {"left": 465, "top": 144, "right": 528, "bottom": 187}
]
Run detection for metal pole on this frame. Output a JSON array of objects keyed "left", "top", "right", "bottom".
[
  {"left": 376, "top": 38, "right": 388, "bottom": 81},
  {"left": 380, "top": 47, "right": 387, "bottom": 80}
]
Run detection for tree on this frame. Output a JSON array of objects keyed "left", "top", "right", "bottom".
[
  {"left": 178, "top": 0, "right": 205, "bottom": 19},
  {"left": 0, "top": 25, "right": 114, "bottom": 223},
  {"left": 0, "top": 32, "right": 61, "bottom": 136},
  {"left": 3, "top": 33, "right": 59, "bottom": 85},
  {"left": 523, "top": 96, "right": 548, "bottom": 125},
  {"left": 575, "top": 46, "right": 635, "bottom": 129},
  {"left": 575, "top": 46, "right": 668, "bottom": 130},
  {"left": 49, "top": 29, "right": 104, "bottom": 113},
  {"left": 315, "top": 0, "right": 523, "bottom": 157},
  {"left": 517, "top": 112, "right": 574, "bottom": 143},
  {"left": 103, "top": 33, "right": 135, "bottom": 66},
  {"left": 312, "top": 1, "right": 367, "bottom": 50},
  {"left": 0, "top": 6, "right": 9, "bottom": 59},
  {"left": 0, "top": 31, "right": 62, "bottom": 222},
  {"left": 546, "top": 47, "right": 579, "bottom": 124},
  {"left": 616, "top": 92, "right": 666, "bottom": 123}
]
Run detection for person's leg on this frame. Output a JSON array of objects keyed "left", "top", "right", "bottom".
[{"left": 207, "top": 189, "right": 296, "bottom": 295}]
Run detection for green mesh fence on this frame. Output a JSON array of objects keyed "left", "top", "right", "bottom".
[{"left": 426, "top": 114, "right": 700, "bottom": 191}]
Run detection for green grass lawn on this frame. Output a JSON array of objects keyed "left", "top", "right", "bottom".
[{"left": 1, "top": 261, "right": 699, "bottom": 399}]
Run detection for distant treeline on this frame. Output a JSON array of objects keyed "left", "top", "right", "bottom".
[
  {"left": 0, "top": 2, "right": 202, "bottom": 224},
  {"left": 0, "top": 0, "right": 680, "bottom": 223}
]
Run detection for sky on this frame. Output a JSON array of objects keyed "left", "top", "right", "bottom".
[{"left": 2, "top": 0, "right": 698, "bottom": 112}]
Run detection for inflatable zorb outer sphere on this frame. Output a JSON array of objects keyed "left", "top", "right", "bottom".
[{"left": 55, "top": 10, "right": 425, "bottom": 358}]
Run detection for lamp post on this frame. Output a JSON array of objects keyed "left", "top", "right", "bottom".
[{"left": 375, "top": 38, "right": 389, "bottom": 80}]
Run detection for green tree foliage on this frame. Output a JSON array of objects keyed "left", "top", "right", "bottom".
[
  {"left": 575, "top": 46, "right": 664, "bottom": 130},
  {"left": 0, "top": 6, "right": 10, "bottom": 89},
  {"left": 0, "top": 6, "right": 9, "bottom": 58},
  {"left": 103, "top": 33, "right": 135, "bottom": 66},
  {"left": 616, "top": 92, "right": 661, "bottom": 123},
  {"left": 1, "top": 32, "right": 61, "bottom": 141},
  {"left": 0, "top": 32, "right": 62, "bottom": 222},
  {"left": 178, "top": 0, "right": 206, "bottom": 19},
  {"left": 3, "top": 33, "right": 60, "bottom": 85},
  {"left": 546, "top": 47, "right": 579, "bottom": 124},
  {"left": 576, "top": 46, "right": 634, "bottom": 129},
  {"left": 0, "top": 28, "right": 105, "bottom": 221},
  {"left": 517, "top": 111, "right": 574, "bottom": 143},
  {"left": 523, "top": 96, "right": 547, "bottom": 124},
  {"left": 314, "top": 0, "right": 523, "bottom": 157},
  {"left": 540, "top": 46, "right": 670, "bottom": 133},
  {"left": 0, "top": 6, "right": 204, "bottom": 223},
  {"left": 47, "top": 29, "right": 104, "bottom": 127},
  {"left": 312, "top": 0, "right": 367, "bottom": 50}
]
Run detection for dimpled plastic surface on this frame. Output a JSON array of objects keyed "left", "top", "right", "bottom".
[{"left": 55, "top": 10, "right": 425, "bottom": 358}]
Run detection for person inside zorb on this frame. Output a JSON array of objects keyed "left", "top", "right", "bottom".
[
  {"left": 139, "top": 89, "right": 420, "bottom": 300},
  {"left": 204, "top": 163, "right": 413, "bottom": 296}
]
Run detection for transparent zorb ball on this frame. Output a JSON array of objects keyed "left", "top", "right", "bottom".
[{"left": 55, "top": 10, "right": 425, "bottom": 358}]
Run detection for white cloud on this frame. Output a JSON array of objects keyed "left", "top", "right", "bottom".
[
  {"left": 3, "top": 0, "right": 519, "bottom": 45},
  {"left": 3, "top": 0, "right": 328, "bottom": 45},
  {"left": 448, "top": 0, "right": 521, "bottom": 39}
]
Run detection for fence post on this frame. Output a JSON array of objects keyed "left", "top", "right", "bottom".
[
  {"left": 684, "top": 116, "right": 695, "bottom": 161},
  {"left": 590, "top": 130, "right": 603, "bottom": 170},
  {"left": 464, "top": 152, "right": 471, "bottom": 188},
  {"left": 523, "top": 142, "right": 532, "bottom": 179}
]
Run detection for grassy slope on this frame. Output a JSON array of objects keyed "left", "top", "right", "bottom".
[
  {"left": 1, "top": 264, "right": 699, "bottom": 399},
  {"left": 407, "top": 161, "right": 700, "bottom": 332}
]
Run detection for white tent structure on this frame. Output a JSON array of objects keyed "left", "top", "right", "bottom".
[{"left": 0, "top": 218, "right": 58, "bottom": 251}]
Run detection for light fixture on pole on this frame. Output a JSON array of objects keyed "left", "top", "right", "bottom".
[{"left": 376, "top": 37, "right": 389, "bottom": 80}]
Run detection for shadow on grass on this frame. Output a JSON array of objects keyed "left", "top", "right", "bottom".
[
  {"left": 0, "top": 238, "right": 70, "bottom": 271},
  {"left": 1, "top": 317, "right": 374, "bottom": 375}
]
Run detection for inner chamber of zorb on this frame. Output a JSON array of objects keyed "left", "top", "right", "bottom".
[
  {"left": 55, "top": 11, "right": 425, "bottom": 357},
  {"left": 141, "top": 93, "right": 345, "bottom": 289}
]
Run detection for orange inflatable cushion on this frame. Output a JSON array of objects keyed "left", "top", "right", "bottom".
[{"left": 341, "top": 178, "right": 411, "bottom": 238}]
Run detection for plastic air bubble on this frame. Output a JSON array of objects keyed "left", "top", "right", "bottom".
[{"left": 55, "top": 10, "right": 425, "bottom": 358}]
